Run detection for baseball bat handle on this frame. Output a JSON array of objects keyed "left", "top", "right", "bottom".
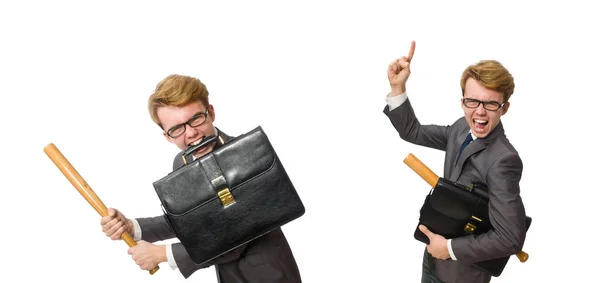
[
  {"left": 516, "top": 251, "right": 529, "bottom": 262},
  {"left": 43, "top": 143, "right": 159, "bottom": 275}
]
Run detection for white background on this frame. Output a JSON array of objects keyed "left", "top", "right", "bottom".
[{"left": 1, "top": 1, "right": 598, "bottom": 282}]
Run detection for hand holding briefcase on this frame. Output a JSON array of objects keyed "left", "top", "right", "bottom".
[
  {"left": 152, "top": 126, "right": 305, "bottom": 265},
  {"left": 403, "top": 153, "right": 530, "bottom": 277}
]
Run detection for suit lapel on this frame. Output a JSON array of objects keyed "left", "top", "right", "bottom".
[
  {"left": 450, "top": 140, "right": 486, "bottom": 181},
  {"left": 449, "top": 122, "right": 505, "bottom": 181}
]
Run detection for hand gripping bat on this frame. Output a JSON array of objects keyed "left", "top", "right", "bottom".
[{"left": 44, "top": 143, "right": 160, "bottom": 275}]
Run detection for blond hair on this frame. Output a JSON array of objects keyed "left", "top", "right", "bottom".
[
  {"left": 460, "top": 60, "right": 515, "bottom": 102},
  {"left": 148, "top": 74, "right": 209, "bottom": 127}
]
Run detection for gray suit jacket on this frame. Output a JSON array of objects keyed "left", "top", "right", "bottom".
[
  {"left": 384, "top": 99, "right": 527, "bottom": 283},
  {"left": 136, "top": 128, "right": 302, "bottom": 283}
]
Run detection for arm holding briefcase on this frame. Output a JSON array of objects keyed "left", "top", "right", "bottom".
[{"left": 404, "top": 153, "right": 530, "bottom": 277}]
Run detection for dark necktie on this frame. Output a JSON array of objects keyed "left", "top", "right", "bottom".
[{"left": 457, "top": 133, "right": 473, "bottom": 161}]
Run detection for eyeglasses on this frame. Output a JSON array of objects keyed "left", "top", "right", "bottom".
[
  {"left": 462, "top": 98, "right": 505, "bottom": 111},
  {"left": 165, "top": 109, "right": 209, "bottom": 138}
]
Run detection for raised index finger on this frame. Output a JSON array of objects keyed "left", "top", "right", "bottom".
[{"left": 407, "top": 40, "right": 416, "bottom": 62}]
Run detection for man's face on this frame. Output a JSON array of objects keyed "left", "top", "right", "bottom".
[
  {"left": 462, "top": 78, "right": 510, "bottom": 138},
  {"left": 157, "top": 101, "right": 217, "bottom": 158}
]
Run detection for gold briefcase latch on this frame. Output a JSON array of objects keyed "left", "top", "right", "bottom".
[
  {"left": 218, "top": 188, "right": 236, "bottom": 207},
  {"left": 464, "top": 223, "right": 477, "bottom": 233},
  {"left": 464, "top": 215, "right": 482, "bottom": 233}
]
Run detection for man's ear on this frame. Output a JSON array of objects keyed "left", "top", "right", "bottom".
[
  {"left": 501, "top": 102, "right": 510, "bottom": 115},
  {"left": 208, "top": 104, "right": 216, "bottom": 122}
]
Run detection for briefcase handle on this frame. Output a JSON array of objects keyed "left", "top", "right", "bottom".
[{"left": 183, "top": 135, "right": 218, "bottom": 158}]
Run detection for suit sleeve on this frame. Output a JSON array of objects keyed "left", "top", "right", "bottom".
[
  {"left": 135, "top": 214, "right": 251, "bottom": 278},
  {"left": 136, "top": 215, "right": 176, "bottom": 242},
  {"left": 172, "top": 242, "right": 250, "bottom": 278},
  {"left": 383, "top": 98, "right": 451, "bottom": 151},
  {"left": 450, "top": 152, "right": 527, "bottom": 264}
]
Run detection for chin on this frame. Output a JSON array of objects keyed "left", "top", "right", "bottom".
[
  {"left": 469, "top": 127, "right": 486, "bottom": 138},
  {"left": 473, "top": 131, "right": 490, "bottom": 138}
]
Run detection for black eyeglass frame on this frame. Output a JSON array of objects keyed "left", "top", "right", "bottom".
[
  {"left": 164, "top": 108, "right": 210, "bottom": 138},
  {"left": 461, "top": 98, "right": 505, "bottom": 111}
]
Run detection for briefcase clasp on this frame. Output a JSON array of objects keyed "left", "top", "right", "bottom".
[
  {"left": 464, "top": 223, "right": 477, "bottom": 233},
  {"left": 464, "top": 215, "right": 482, "bottom": 233},
  {"left": 218, "top": 188, "right": 236, "bottom": 207}
]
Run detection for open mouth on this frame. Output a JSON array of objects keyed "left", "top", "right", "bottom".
[
  {"left": 187, "top": 136, "right": 209, "bottom": 155},
  {"left": 189, "top": 136, "right": 206, "bottom": 147},
  {"left": 473, "top": 119, "right": 488, "bottom": 131},
  {"left": 184, "top": 135, "right": 218, "bottom": 158}
]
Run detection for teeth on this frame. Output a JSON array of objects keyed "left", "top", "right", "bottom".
[
  {"left": 474, "top": 119, "right": 487, "bottom": 124},
  {"left": 190, "top": 138, "right": 203, "bottom": 146}
]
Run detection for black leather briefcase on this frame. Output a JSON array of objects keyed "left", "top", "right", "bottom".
[
  {"left": 414, "top": 178, "right": 532, "bottom": 277},
  {"left": 152, "top": 126, "right": 305, "bottom": 265}
]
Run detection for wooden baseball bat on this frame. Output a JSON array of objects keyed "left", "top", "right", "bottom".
[
  {"left": 403, "top": 153, "right": 529, "bottom": 263},
  {"left": 43, "top": 143, "right": 160, "bottom": 274}
]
